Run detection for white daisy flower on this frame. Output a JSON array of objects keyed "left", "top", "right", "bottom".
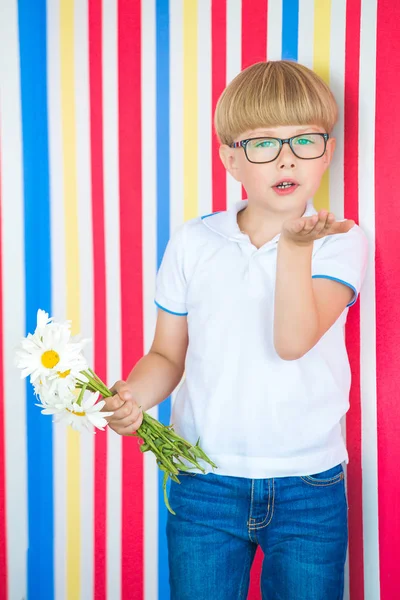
[
  {"left": 15, "top": 315, "right": 88, "bottom": 386},
  {"left": 47, "top": 369, "right": 78, "bottom": 396},
  {"left": 36, "top": 309, "right": 54, "bottom": 333},
  {"left": 30, "top": 309, "right": 71, "bottom": 343},
  {"left": 36, "top": 379, "right": 75, "bottom": 407},
  {"left": 36, "top": 390, "right": 113, "bottom": 432},
  {"left": 33, "top": 368, "right": 77, "bottom": 400}
]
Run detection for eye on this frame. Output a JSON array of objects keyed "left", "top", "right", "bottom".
[
  {"left": 294, "top": 136, "right": 315, "bottom": 145},
  {"left": 254, "top": 139, "right": 277, "bottom": 148}
]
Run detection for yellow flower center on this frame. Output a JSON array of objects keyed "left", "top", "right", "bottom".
[
  {"left": 66, "top": 407, "right": 86, "bottom": 417},
  {"left": 57, "top": 369, "right": 71, "bottom": 379},
  {"left": 41, "top": 350, "right": 60, "bottom": 369}
]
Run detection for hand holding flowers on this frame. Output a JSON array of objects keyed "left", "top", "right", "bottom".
[{"left": 15, "top": 309, "right": 217, "bottom": 514}]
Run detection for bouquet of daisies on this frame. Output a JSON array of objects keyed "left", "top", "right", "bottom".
[{"left": 15, "top": 309, "right": 217, "bottom": 514}]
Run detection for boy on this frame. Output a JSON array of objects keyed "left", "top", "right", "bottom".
[{"left": 104, "top": 61, "right": 368, "bottom": 599}]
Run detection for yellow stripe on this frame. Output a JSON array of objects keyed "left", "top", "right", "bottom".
[
  {"left": 313, "top": 0, "right": 331, "bottom": 211},
  {"left": 60, "top": 1, "right": 81, "bottom": 598},
  {"left": 183, "top": 0, "right": 198, "bottom": 221}
]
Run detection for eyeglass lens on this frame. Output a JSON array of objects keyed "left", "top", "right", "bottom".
[{"left": 245, "top": 134, "right": 326, "bottom": 163}]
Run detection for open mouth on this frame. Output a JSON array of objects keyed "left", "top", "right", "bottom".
[
  {"left": 275, "top": 181, "right": 296, "bottom": 189},
  {"left": 272, "top": 180, "right": 299, "bottom": 195}
]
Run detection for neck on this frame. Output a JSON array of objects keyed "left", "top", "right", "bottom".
[
  {"left": 238, "top": 199, "right": 307, "bottom": 234},
  {"left": 237, "top": 199, "right": 309, "bottom": 247}
]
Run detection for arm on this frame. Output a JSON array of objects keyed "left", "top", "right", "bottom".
[
  {"left": 105, "top": 309, "right": 188, "bottom": 435},
  {"left": 125, "top": 308, "right": 188, "bottom": 411},
  {"left": 106, "top": 222, "right": 190, "bottom": 435},
  {"left": 274, "top": 237, "right": 353, "bottom": 360}
]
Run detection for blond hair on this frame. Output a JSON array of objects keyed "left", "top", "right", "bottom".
[{"left": 214, "top": 60, "right": 338, "bottom": 146}]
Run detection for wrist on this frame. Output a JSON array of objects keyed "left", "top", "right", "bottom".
[{"left": 278, "top": 234, "right": 314, "bottom": 251}]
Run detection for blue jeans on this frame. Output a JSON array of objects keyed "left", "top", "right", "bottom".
[{"left": 166, "top": 463, "right": 348, "bottom": 599}]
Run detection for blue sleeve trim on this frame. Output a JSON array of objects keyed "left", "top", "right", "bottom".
[
  {"left": 312, "top": 275, "right": 358, "bottom": 307},
  {"left": 201, "top": 211, "right": 222, "bottom": 220},
  {"left": 154, "top": 300, "right": 188, "bottom": 316}
]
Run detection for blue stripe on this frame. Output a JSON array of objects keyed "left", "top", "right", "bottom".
[
  {"left": 312, "top": 275, "right": 357, "bottom": 307},
  {"left": 282, "top": 0, "right": 299, "bottom": 61},
  {"left": 17, "top": 1, "right": 54, "bottom": 598},
  {"left": 156, "top": 2, "right": 171, "bottom": 597},
  {"left": 154, "top": 300, "right": 188, "bottom": 316}
]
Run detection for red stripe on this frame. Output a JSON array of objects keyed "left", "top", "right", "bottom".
[
  {"left": 0, "top": 120, "right": 8, "bottom": 600},
  {"left": 241, "top": 0, "right": 268, "bottom": 202},
  {"left": 375, "top": 2, "right": 400, "bottom": 596},
  {"left": 118, "top": 1, "right": 144, "bottom": 598},
  {"left": 89, "top": 2, "right": 108, "bottom": 599},
  {"left": 343, "top": 2, "right": 364, "bottom": 599},
  {"left": 212, "top": 0, "right": 227, "bottom": 213},
  {"left": 244, "top": 2, "right": 268, "bottom": 595},
  {"left": 248, "top": 548, "right": 263, "bottom": 599},
  {"left": 241, "top": 0, "right": 268, "bottom": 68}
]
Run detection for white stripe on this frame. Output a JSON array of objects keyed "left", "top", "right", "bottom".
[
  {"left": 169, "top": 0, "right": 184, "bottom": 414},
  {"left": 328, "top": 0, "right": 345, "bottom": 221},
  {"left": 267, "top": 0, "right": 282, "bottom": 60},
  {"left": 326, "top": 3, "right": 348, "bottom": 594},
  {"left": 170, "top": 0, "right": 184, "bottom": 234},
  {"left": 359, "top": 1, "right": 380, "bottom": 598},
  {"left": 141, "top": 1, "right": 159, "bottom": 599},
  {"left": 103, "top": 0, "right": 123, "bottom": 597},
  {"left": 0, "top": 3, "right": 28, "bottom": 599},
  {"left": 226, "top": 0, "right": 242, "bottom": 210},
  {"left": 326, "top": 5, "right": 348, "bottom": 595},
  {"left": 298, "top": 0, "right": 314, "bottom": 69},
  {"left": 226, "top": 0, "right": 241, "bottom": 84},
  {"left": 74, "top": 1, "right": 95, "bottom": 598},
  {"left": 198, "top": 0, "right": 212, "bottom": 217},
  {"left": 47, "top": 1, "right": 67, "bottom": 598}
]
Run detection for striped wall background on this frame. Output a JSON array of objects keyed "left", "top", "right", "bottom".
[{"left": 0, "top": 0, "right": 399, "bottom": 598}]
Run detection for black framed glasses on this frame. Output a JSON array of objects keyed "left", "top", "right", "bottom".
[{"left": 230, "top": 133, "right": 329, "bottom": 164}]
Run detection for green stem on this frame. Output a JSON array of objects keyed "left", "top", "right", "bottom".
[
  {"left": 139, "top": 429, "right": 179, "bottom": 475},
  {"left": 76, "top": 383, "right": 87, "bottom": 407},
  {"left": 75, "top": 368, "right": 217, "bottom": 513}
]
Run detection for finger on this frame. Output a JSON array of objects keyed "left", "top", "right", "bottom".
[
  {"left": 109, "top": 401, "right": 142, "bottom": 425},
  {"left": 312, "top": 210, "right": 330, "bottom": 235},
  {"left": 341, "top": 219, "right": 355, "bottom": 232},
  {"left": 110, "top": 408, "right": 142, "bottom": 429},
  {"left": 290, "top": 218, "right": 308, "bottom": 234},
  {"left": 108, "top": 400, "right": 132, "bottom": 421},
  {"left": 330, "top": 219, "right": 355, "bottom": 235},
  {"left": 111, "top": 413, "right": 144, "bottom": 436},
  {"left": 325, "top": 213, "right": 336, "bottom": 228},
  {"left": 320, "top": 212, "right": 335, "bottom": 231},
  {"left": 302, "top": 215, "right": 318, "bottom": 233},
  {"left": 103, "top": 394, "right": 125, "bottom": 413},
  {"left": 109, "top": 380, "right": 134, "bottom": 403},
  {"left": 101, "top": 395, "right": 122, "bottom": 413}
]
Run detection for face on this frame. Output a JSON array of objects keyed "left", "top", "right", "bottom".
[{"left": 220, "top": 125, "right": 336, "bottom": 215}]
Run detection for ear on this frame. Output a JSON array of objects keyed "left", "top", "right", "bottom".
[
  {"left": 323, "top": 136, "right": 336, "bottom": 168},
  {"left": 219, "top": 144, "right": 241, "bottom": 182}
]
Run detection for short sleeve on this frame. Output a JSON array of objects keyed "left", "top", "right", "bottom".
[
  {"left": 312, "top": 224, "right": 368, "bottom": 307},
  {"left": 154, "top": 223, "right": 188, "bottom": 316}
]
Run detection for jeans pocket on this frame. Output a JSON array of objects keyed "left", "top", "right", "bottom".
[{"left": 300, "top": 463, "right": 345, "bottom": 487}]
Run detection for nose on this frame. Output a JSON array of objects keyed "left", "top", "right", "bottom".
[{"left": 276, "top": 142, "right": 296, "bottom": 169}]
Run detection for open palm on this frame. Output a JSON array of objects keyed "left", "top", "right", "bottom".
[{"left": 282, "top": 210, "right": 355, "bottom": 246}]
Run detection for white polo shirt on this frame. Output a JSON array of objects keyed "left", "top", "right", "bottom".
[{"left": 155, "top": 200, "right": 368, "bottom": 479}]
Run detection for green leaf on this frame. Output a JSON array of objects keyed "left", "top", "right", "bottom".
[{"left": 163, "top": 471, "right": 176, "bottom": 516}]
